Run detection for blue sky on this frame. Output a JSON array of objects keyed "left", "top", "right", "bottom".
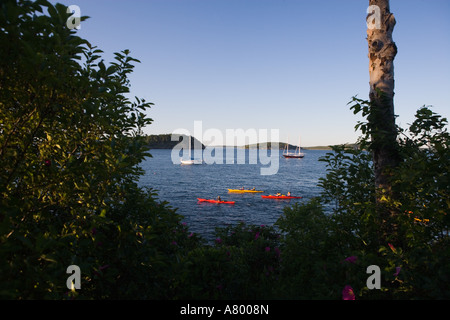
[{"left": 57, "top": 0, "right": 449, "bottom": 146}]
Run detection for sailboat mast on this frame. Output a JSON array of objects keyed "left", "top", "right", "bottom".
[
  {"left": 286, "top": 136, "right": 289, "bottom": 154},
  {"left": 188, "top": 135, "right": 191, "bottom": 159}
]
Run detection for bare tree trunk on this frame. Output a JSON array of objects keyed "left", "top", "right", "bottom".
[{"left": 367, "top": 0, "right": 401, "bottom": 242}]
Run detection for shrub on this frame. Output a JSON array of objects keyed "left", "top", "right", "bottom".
[
  {"left": 0, "top": 0, "right": 200, "bottom": 299},
  {"left": 175, "top": 222, "right": 281, "bottom": 299},
  {"left": 275, "top": 103, "right": 450, "bottom": 299}
]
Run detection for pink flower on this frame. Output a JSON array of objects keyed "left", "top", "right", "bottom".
[
  {"left": 388, "top": 243, "right": 397, "bottom": 253},
  {"left": 254, "top": 232, "right": 260, "bottom": 240},
  {"left": 344, "top": 256, "right": 358, "bottom": 264},
  {"left": 265, "top": 246, "right": 271, "bottom": 252},
  {"left": 342, "top": 285, "right": 355, "bottom": 300},
  {"left": 394, "top": 266, "right": 401, "bottom": 277},
  {"left": 215, "top": 238, "right": 222, "bottom": 244},
  {"left": 188, "top": 232, "right": 194, "bottom": 238}
]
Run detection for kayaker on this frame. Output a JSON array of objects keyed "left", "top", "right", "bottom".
[
  {"left": 251, "top": 187, "right": 256, "bottom": 190},
  {"left": 276, "top": 193, "right": 281, "bottom": 196},
  {"left": 217, "top": 196, "right": 221, "bottom": 201},
  {"left": 287, "top": 191, "right": 291, "bottom": 196}
]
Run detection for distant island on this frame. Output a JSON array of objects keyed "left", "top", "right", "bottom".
[
  {"left": 304, "top": 144, "right": 359, "bottom": 150},
  {"left": 142, "top": 134, "right": 357, "bottom": 151},
  {"left": 302, "top": 146, "right": 334, "bottom": 150},
  {"left": 142, "top": 134, "right": 205, "bottom": 149},
  {"left": 242, "top": 142, "right": 297, "bottom": 150},
  {"left": 242, "top": 143, "right": 358, "bottom": 150}
]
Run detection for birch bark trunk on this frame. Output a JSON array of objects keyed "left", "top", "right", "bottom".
[
  {"left": 367, "top": 0, "right": 399, "bottom": 197},
  {"left": 367, "top": 0, "right": 401, "bottom": 242}
]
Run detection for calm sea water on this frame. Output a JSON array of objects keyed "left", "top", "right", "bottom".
[{"left": 138, "top": 148, "right": 330, "bottom": 240}]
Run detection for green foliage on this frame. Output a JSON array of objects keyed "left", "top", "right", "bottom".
[
  {"left": 174, "top": 223, "right": 281, "bottom": 299},
  {"left": 1, "top": 0, "right": 448, "bottom": 300},
  {"left": 0, "top": 0, "right": 199, "bottom": 299},
  {"left": 275, "top": 200, "right": 344, "bottom": 299},
  {"left": 288, "top": 102, "right": 450, "bottom": 299}
]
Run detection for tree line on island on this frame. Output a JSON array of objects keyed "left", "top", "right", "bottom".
[
  {"left": 142, "top": 134, "right": 205, "bottom": 149},
  {"left": 142, "top": 134, "right": 355, "bottom": 150}
]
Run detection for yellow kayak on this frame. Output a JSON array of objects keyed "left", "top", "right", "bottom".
[{"left": 228, "top": 189, "right": 264, "bottom": 193}]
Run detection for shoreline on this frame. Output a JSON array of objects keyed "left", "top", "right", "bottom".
[{"left": 142, "top": 134, "right": 356, "bottom": 151}]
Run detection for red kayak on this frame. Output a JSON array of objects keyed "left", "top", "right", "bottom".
[
  {"left": 261, "top": 195, "right": 302, "bottom": 199},
  {"left": 197, "top": 198, "right": 235, "bottom": 204}
]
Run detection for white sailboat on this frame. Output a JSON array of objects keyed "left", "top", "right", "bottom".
[
  {"left": 283, "top": 136, "right": 305, "bottom": 159},
  {"left": 181, "top": 136, "right": 203, "bottom": 165}
]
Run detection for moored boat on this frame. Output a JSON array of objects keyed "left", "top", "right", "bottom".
[
  {"left": 181, "top": 159, "right": 203, "bottom": 165},
  {"left": 283, "top": 136, "right": 305, "bottom": 158},
  {"left": 180, "top": 135, "right": 203, "bottom": 165}
]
